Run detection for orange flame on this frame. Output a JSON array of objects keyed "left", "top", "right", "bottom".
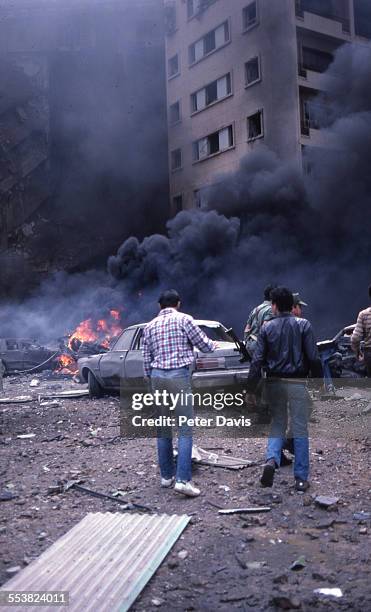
[
  {"left": 67, "top": 310, "right": 123, "bottom": 350},
  {"left": 55, "top": 354, "right": 78, "bottom": 374}
]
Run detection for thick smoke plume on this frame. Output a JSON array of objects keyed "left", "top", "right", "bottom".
[
  {"left": 1, "top": 41, "right": 370, "bottom": 341},
  {"left": 108, "top": 41, "right": 371, "bottom": 337}
]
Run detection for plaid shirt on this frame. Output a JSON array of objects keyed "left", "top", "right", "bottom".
[
  {"left": 351, "top": 307, "right": 371, "bottom": 353},
  {"left": 143, "top": 308, "right": 216, "bottom": 376}
]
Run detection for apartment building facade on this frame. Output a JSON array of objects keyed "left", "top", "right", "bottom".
[{"left": 164, "top": 0, "right": 370, "bottom": 212}]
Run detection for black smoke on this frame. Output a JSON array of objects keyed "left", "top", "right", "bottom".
[{"left": 108, "top": 41, "right": 371, "bottom": 338}]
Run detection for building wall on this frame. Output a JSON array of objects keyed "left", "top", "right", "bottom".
[{"left": 165, "top": 0, "right": 367, "bottom": 212}]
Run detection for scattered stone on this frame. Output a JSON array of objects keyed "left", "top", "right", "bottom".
[
  {"left": 167, "top": 559, "right": 179, "bottom": 569},
  {"left": 271, "top": 594, "right": 301, "bottom": 609},
  {"left": 151, "top": 598, "right": 164, "bottom": 607},
  {"left": 273, "top": 573, "right": 288, "bottom": 584},
  {"left": 290, "top": 555, "right": 306, "bottom": 571},
  {"left": 0, "top": 491, "right": 16, "bottom": 502},
  {"left": 38, "top": 532, "right": 47, "bottom": 541},
  {"left": 30, "top": 379, "right": 40, "bottom": 387},
  {"left": 315, "top": 518, "right": 335, "bottom": 529},
  {"left": 17, "top": 433, "right": 36, "bottom": 440},
  {"left": 0, "top": 526, "right": 7, "bottom": 534},
  {"left": 359, "top": 527, "right": 367, "bottom": 535},
  {"left": 246, "top": 561, "right": 266, "bottom": 570},
  {"left": 178, "top": 550, "right": 188, "bottom": 560},
  {"left": 315, "top": 496, "right": 339, "bottom": 509},
  {"left": 361, "top": 405, "right": 371, "bottom": 415},
  {"left": 345, "top": 393, "right": 364, "bottom": 401}
]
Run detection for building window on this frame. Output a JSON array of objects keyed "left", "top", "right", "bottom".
[
  {"left": 191, "top": 73, "right": 232, "bottom": 113},
  {"left": 193, "top": 125, "right": 234, "bottom": 161},
  {"left": 187, "top": 0, "right": 217, "bottom": 19},
  {"left": 243, "top": 1, "right": 258, "bottom": 31},
  {"left": 245, "top": 57, "right": 261, "bottom": 86},
  {"left": 193, "top": 188, "right": 208, "bottom": 208},
  {"left": 164, "top": 3, "right": 177, "bottom": 36},
  {"left": 247, "top": 110, "right": 263, "bottom": 141},
  {"left": 169, "top": 101, "right": 181, "bottom": 124},
  {"left": 173, "top": 194, "right": 183, "bottom": 212},
  {"left": 168, "top": 54, "right": 179, "bottom": 78},
  {"left": 171, "top": 148, "right": 182, "bottom": 170},
  {"left": 189, "top": 21, "right": 230, "bottom": 65}
]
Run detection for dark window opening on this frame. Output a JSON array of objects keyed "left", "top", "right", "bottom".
[
  {"left": 171, "top": 148, "right": 182, "bottom": 170},
  {"left": 168, "top": 54, "right": 179, "bottom": 77},
  {"left": 204, "top": 30, "right": 216, "bottom": 54},
  {"left": 205, "top": 80, "right": 218, "bottom": 105},
  {"left": 245, "top": 57, "right": 260, "bottom": 84},
  {"left": 169, "top": 101, "right": 181, "bottom": 124},
  {"left": 243, "top": 2, "right": 258, "bottom": 30},
  {"left": 173, "top": 195, "right": 183, "bottom": 212},
  {"left": 208, "top": 131, "right": 219, "bottom": 155},
  {"left": 247, "top": 111, "right": 263, "bottom": 140},
  {"left": 302, "top": 47, "right": 333, "bottom": 73}
]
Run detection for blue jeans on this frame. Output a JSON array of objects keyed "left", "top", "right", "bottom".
[
  {"left": 151, "top": 367, "right": 193, "bottom": 483},
  {"left": 265, "top": 380, "right": 311, "bottom": 481}
]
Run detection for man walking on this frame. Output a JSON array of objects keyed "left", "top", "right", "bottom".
[
  {"left": 143, "top": 289, "right": 216, "bottom": 497},
  {"left": 244, "top": 285, "right": 275, "bottom": 354},
  {"left": 247, "top": 287, "right": 323, "bottom": 491},
  {"left": 351, "top": 284, "right": 371, "bottom": 377}
]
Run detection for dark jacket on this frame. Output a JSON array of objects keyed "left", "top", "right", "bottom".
[{"left": 247, "top": 314, "right": 323, "bottom": 390}]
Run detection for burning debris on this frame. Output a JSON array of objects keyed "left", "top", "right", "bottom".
[{"left": 0, "top": 310, "right": 124, "bottom": 379}]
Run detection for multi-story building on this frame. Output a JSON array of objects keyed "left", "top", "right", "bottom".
[{"left": 164, "top": 0, "right": 371, "bottom": 212}]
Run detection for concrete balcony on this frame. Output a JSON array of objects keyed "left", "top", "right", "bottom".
[
  {"left": 298, "top": 67, "right": 337, "bottom": 91},
  {"left": 295, "top": 3, "right": 351, "bottom": 40},
  {"left": 300, "top": 124, "right": 339, "bottom": 148}
]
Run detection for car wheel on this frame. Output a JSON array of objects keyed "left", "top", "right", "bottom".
[{"left": 88, "top": 370, "right": 103, "bottom": 398}]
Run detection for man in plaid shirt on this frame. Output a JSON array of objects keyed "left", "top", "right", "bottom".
[
  {"left": 351, "top": 284, "right": 371, "bottom": 377},
  {"left": 143, "top": 289, "right": 216, "bottom": 497}
]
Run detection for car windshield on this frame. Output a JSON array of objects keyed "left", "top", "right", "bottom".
[{"left": 198, "top": 325, "right": 234, "bottom": 343}]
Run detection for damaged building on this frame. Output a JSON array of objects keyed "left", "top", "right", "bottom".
[
  {"left": 0, "top": 0, "right": 169, "bottom": 290},
  {"left": 164, "top": 0, "right": 371, "bottom": 211}
]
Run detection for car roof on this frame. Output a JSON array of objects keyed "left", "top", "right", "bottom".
[{"left": 124, "top": 319, "right": 223, "bottom": 332}]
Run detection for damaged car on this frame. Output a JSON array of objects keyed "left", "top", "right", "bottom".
[
  {"left": 0, "top": 338, "right": 57, "bottom": 374},
  {"left": 78, "top": 320, "right": 250, "bottom": 398}
]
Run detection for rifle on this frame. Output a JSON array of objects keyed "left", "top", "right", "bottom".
[{"left": 225, "top": 328, "right": 251, "bottom": 363}]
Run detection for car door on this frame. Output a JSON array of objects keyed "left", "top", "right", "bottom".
[
  {"left": 99, "top": 328, "right": 138, "bottom": 389},
  {"left": 122, "top": 327, "right": 146, "bottom": 393},
  {"left": 4, "top": 340, "right": 24, "bottom": 372}
]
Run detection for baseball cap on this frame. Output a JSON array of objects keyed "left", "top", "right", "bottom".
[{"left": 293, "top": 293, "right": 308, "bottom": 307}]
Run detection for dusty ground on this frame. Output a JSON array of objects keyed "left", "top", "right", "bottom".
[{"left": 0, "top": 373, "right": 370, "bottom": 611}]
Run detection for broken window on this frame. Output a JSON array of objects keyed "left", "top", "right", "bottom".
[
  {"left": 245, "top": 57, "right": 260, "bottom": 85},
  {"left": 173, "top": 194, "right": 183, "bottom": 212},
  {"left": 171, "top": 148, "right": 182, "bottom": 170},
  {"left": 189, "top": 21, "right": 230, "bottom": 65},
  {"left": 193, "top": 125, "right": 234, "bottom": 161},
  {"left": 168, "top": 54, "right": 179, "bottom": 78},
  {"left": 247, "top": 111, "right": 263, "bottom": 140},
  {"left": 191, "top": 73, "right": 231, "bottom": 112},
  {"left": 169, "top": 101, "right": 181, "bottom": 124},
  {"left": 243, "top": 1, "right": 258, "bottom": 30}
]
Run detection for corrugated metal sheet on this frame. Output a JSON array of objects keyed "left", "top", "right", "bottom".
[{"left": 0, "top": 512, "right": 190, "bottom": 612}]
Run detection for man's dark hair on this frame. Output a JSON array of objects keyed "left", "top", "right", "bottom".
[
  {"left": 271, "top": 287, "right": 294, "bottom": 312},
  {"left": 264, "top": 284, "right": 276, "bottom": 301},
  {"left": 159, "top": 289, "right": 180, "bottom": 308}
]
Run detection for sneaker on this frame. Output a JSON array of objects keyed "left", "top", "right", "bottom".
[
  {"left": 295, "top": 478, "right": 310, "bottom": 492},
  {"left": 174, "top": 481, "right": 200, "bottom": 497},
  {"left": 161, "top": 476, "right": 175, "bottom": 488},
  {"left": 260, "top": 460, "right": 276, "bottom": 488}
]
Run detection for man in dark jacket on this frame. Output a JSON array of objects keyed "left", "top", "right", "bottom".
[{"left": 247, "top": 287, "right": 323, "bottom": 491}]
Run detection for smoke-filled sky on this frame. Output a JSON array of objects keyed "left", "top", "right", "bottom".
[{"left": 0, "top": 39, "right": 371, "bottom": 342}]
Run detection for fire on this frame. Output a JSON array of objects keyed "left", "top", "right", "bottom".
[
  {"left": 67, "top": 309, "right": 123, "bottom": 350},
  {"left": 55, "top": 353, "right": 78, "bottom": 374}
]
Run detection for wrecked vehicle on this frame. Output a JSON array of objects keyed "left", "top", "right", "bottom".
[
  {"left": 0, "top": 338, "right": 57, "bottom": 374},
  {"left": 318, "top": 324, "right": 366, "bottom": 390},
  {"left": 78, "top": 320, "right": 250, "bottom": 397}
]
